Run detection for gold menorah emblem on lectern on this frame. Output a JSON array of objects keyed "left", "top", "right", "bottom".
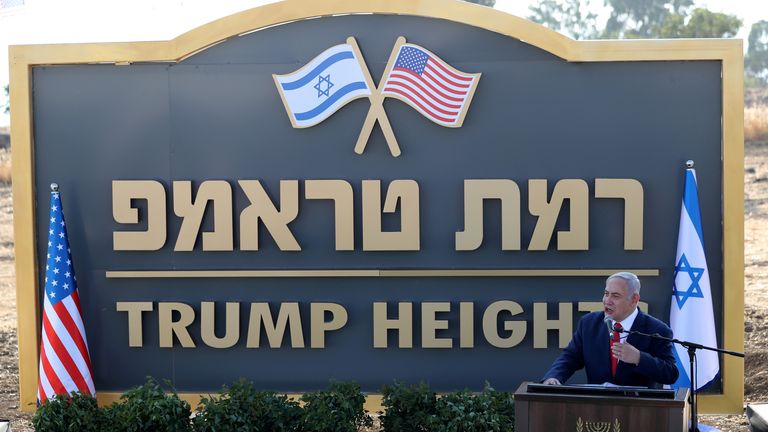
[{"left": 576, "top": 417, "right": 621, "bottom": 432}]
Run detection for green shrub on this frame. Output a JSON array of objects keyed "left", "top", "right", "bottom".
[
  {"left": 380, "top": 381, "right": 437, "bottom": 432},
  {"left": 109, "top": 377, "right": 191, "bottom": 432},
  {"left": 482, "top": 384, "right": 515, "bottom": 430},
  {"left": 300, "top": 381, "right": 373, "bottom": 432},
  {"left": 192, "top": 379, "right": 302, "bottom": 431},
  {"left": 429, "top": 384, "right": 514, "bottom": 432},
  {"left": 32, "top": 391, "right": 105, "bottom": 432},
  {"left": 32, "top": 378, "right": 515, "bottom": 432}
]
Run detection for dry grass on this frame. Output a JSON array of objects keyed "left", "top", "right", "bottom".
[
  {"left": 0, "top": 148, "right": 11, "bottom": 185},
  {"left": 746, "top": 104, "right": 768, "bottom": 144},
  {"left": 0, "top": 163, "right": 11, "bottom": 185}
]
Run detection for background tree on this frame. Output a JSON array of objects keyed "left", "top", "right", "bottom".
[
  {"left": 746, "top": 21, "right": 768, "bottom": 85},
  {"left": 463, "top": 0, "right": 496, "bottom": 7},
  {"left": 2, "top": 85, "right": 7, "bottom": 115},
  {"left": 603, "top": 0, "right": 693, "bottom": 38},
  {"left": 527, "top": 0, "right": 599, "bottom": 40},
  {"left": 527, "top": 0, "right": 740, "bottom": 42},
  {"left": 656, "top": 8, "right": 741, "bottom": 38}
]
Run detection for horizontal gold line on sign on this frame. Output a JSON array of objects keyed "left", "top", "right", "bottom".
[
  {"left": 379, "top": 269, "right": 660, "bottom": 277},
  {"left": 106, "top": 270, "right": 379, "bottom": 278},
  {"left": 105, "top": 269, "right": 659, "bottom": 278}
]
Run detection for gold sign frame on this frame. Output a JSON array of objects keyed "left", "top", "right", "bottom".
[{"left": 10, "top": 0, "right": 744, "bottom": 413}]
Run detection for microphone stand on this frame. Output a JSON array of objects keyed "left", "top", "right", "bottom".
[{"left": 615, "top": 325, "right": 743, "bottom": 432}]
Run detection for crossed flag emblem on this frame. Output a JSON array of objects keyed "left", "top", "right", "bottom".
[{"left": 273, "top": 37, "right": 481, "bottom": 157}]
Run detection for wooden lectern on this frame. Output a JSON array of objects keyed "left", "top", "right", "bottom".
[{"left": 514, "top": 382, "right": 690, "bottom": 432}]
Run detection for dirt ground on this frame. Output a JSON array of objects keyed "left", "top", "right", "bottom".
[{"left": 0, "top": 144, "right": 765, "bottom": 431}]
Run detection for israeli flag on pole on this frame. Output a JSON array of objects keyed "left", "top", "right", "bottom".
[
  {"left": 274, "top": 44, "right": 371, "bottom": 128},
  {"left": 670, "top": 165, "right": 719, "bottom": 389}
]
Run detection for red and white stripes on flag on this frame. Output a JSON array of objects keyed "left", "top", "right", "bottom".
[
  {"left": 37, "top": 190, "right": 95, "bottom": 403},
  {"left": 382, "top": 43, "right": 480, "bottom": 127}
]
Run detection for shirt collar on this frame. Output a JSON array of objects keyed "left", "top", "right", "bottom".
[{"left": 614, "top": 307, "right": 639, "bottom": 340}]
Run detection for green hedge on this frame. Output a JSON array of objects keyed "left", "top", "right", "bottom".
[
  {"left": 32, "top": 379, "right": 514, "bottom": 432},
  {"left": 379, "top": 382, "right": 514, "bottom": 432},
  {"left": 192, "top": 379, "right": 302, "bottom": 432},
  {"left": 301, "top": 381, "right": 373, "bottom": 432},
  {"left": 380, "top": 381, "right": 436, "bottom": 431},
  {"left": 32, "top": 391, "right": 106, "bottom": 432}
]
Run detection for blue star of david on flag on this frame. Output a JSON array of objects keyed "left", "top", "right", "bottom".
[
  {"left": 314, "top": 74, "right": 333, "bottom": 97},
  {"left": 672, "top": 254, "right": 705, "bottom": 308}
]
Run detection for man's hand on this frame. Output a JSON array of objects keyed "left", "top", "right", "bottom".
[
  {"left": 543, "top": 378, "right": 561, "bottom": 385},
  {"left": 611, "top": 342, "right": 641, "bottom": 365}
]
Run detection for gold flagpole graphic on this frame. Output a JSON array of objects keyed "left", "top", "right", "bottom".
[{"left": 349, "top": 36, "right": 405, "bottom": 157}]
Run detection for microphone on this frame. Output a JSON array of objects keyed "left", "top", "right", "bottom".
[{"left": 604, "top": 316, "right": 613, "bottom": 336}]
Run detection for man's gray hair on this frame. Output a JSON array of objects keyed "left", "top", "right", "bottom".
[{"left": 607, "top": 271, "right": 641, "bottom": 298}]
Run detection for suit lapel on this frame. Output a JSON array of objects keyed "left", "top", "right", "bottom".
[{"left": 626, "top": 310, "right": 646, "bottom": 347}]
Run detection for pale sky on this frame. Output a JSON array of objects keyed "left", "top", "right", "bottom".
[{"left": 1, "top": 0, "right": 766, "bottom": 127}]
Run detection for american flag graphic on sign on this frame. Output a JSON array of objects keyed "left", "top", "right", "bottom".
[
  {"left": 382, "top": 43, "right": 480, "bottom": 127},
  {"left": 37, "top": 189, "right": 95, "bottom": 403}
]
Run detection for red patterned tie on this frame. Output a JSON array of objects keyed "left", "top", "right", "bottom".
[{"left": 610, "top": 322, "right": 622, "bottom": 376}]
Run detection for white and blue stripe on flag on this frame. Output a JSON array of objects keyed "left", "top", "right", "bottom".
[
  {"left": 670, "top": 167, "right": 719, "bottom": 390},
  {"left": 274, "top": 43, "right": 371, "bottom": 128}
]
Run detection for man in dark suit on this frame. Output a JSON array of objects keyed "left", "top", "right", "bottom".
[{"left": 542, "top": 272, "right": 679, "bottom": 388}]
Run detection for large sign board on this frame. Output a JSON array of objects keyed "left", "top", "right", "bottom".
[{"left": 11, "top": 0, "right": 744, "bottom": 413}]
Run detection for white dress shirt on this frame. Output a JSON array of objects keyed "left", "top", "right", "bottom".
[{"left": 613, "top": 307, "right": 639, "bottom": 343}]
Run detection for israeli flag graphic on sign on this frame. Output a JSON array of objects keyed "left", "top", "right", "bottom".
[
  {"left": 274, "top": 44, "right": 371, "bottom": 128},
  {"left": 670, "top": 167, "right": 719, "bottom": 389}
]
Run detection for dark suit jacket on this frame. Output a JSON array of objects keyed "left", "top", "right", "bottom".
[{"left": 542, "top": 310, "right": 679, "bottom": 388}]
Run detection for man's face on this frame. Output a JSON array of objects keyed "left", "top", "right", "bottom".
[{"left": 603, "top": 277, "right": 639, "bottom": 322}]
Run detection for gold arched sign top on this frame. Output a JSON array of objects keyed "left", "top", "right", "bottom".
[
  {"left": 10, "top": 0, "right": 743, "bottom": 415},
  {"left": 9, "top": 0, "right": 743, "bottom": 65}
]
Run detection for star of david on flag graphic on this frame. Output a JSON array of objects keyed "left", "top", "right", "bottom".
[
  {"left": 37, "top": 187, "right": 95, "bottom": 403},
  {"left": 273, "top": 43, "right": 372, "bottom": 128},
  {"left": 672, "top": 254, "right": 705, "bottom": 308},
  {"left": 669, "top": 165, "right": 719, "bottom": 390}
]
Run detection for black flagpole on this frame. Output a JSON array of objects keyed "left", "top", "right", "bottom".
[{"left": 614, "top": 325, "right": 743, "bottom": 432}]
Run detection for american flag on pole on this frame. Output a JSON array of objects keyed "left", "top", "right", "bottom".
[
  {"left": 382, "top": 43, "right": 480, "bottom": 127},
  {"left": 37, "top": 187, "right": 95, "bottom": 403}
]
